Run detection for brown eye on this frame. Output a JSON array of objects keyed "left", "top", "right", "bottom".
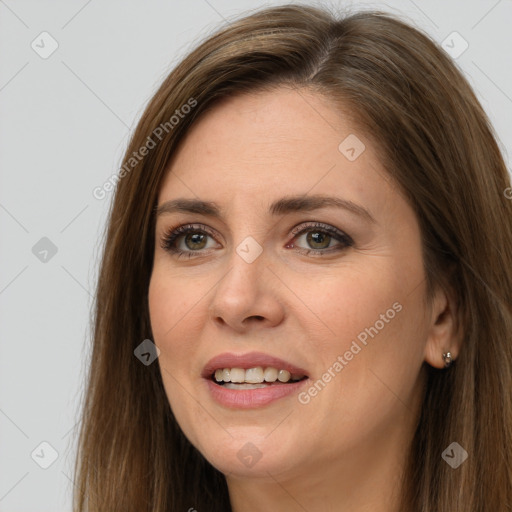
[
  {"left": 288, "top": 222, "right": 353, "bottom": 255},
  {"left": 304, "top": 231, "right": 332, "bottom": 250},
  {"left": 182, "top": 232, "right": 208, "bottom": 250},
  {"left": 160, "top": 224, "right": 217, "bottom": 257}
]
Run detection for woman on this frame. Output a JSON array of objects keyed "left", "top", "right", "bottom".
[{"left": 73, "top": 4, "right": 512, "bottom": 511}]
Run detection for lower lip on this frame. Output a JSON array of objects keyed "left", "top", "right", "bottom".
[{"left": 204, "top": 378, "right": 310, "bottom": 409}]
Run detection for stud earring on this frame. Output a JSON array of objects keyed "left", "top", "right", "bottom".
[{"left": 442, "top": 351, "right": 453, "bottom": 368}]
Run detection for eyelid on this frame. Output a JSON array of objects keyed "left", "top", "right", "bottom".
[
  {"left": 159, "top": 223, "right": 218, "bottom": 251},
  {"left": 289, "top": 221, "right": 351, "bottom": 240},
  {"left": 160, "top": 221, "right": 353, "bottom": 256}
]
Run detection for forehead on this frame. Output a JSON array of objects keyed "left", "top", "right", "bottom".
[{"left": 158, "top": 87, "right": 393, "bottom": 218}]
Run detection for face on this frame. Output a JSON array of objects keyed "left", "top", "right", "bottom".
[{"left": 148, "top": 87, "right": 434, "bottom": 482}]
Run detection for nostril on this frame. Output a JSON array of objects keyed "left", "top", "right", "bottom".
[{"left": 247, "top": 315, "right": 264, "bottom": 322}]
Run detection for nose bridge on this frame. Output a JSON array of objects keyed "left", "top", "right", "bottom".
[
  {"left": 222, "top": 203, "right": 269, "bottom": 272},
  {"left": 216, "top": 233, "right": 268, "bottom": 301}
]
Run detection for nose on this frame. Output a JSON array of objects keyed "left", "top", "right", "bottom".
[{"left": 208, "top": 247, "right": 285, "bottom": 333}]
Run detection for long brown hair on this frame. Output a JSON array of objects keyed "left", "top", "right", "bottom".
[{"left": 73, "top": 4, "right": 512, "bottom": 511}]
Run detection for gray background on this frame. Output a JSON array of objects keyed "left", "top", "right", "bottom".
[{"left": 0, "top": 0, "right": 510, "bottom": 510}]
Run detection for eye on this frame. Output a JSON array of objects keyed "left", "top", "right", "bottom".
[
  {"left": 159, "top": 221, "right": 353, "bottom": 259},
  {"left": 160, "top": 223, "right": 218, "bottom": 258},
  {"left": 287, "top": 222, "right": 353, "bottom": 256}
]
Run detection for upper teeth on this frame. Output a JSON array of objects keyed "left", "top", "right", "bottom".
[{"left": 214, "top": 367, "right": 305, "bottom": 384}]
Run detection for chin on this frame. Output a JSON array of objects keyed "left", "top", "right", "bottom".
[{"left": 194, "top": 431, "right": 300, "bottom": 478}]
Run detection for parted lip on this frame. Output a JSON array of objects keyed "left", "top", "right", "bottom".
[{"left": 201, "top": 351, "right": 310, "bottom": 379}]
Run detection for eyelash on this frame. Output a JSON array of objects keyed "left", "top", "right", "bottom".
[{"left": 160, "top": 222, "right": 354, "bottom": 259}]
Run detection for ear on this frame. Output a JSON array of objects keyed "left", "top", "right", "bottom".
[{"left": 424, "top": 283, "right": 463, "bottom": 369}]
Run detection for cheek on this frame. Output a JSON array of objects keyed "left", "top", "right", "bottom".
[
  {"left": 299, "top": 262, "right": 402, "bottom": 348},
  {"left": 148, "top": 268, "right": 206, "bottom": 370},
  {"left": 148, "top": 268, "right": 207, "bottom": 443},
  {"left": 301, "top": 258, "right": 426, "bottom": 393},
  {"left": 297, "top": 272, "right": 425, "bottom": 442}
]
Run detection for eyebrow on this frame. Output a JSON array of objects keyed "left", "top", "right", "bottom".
[{"left": 155, "top": 194, "right": 376, "bottom": 224}]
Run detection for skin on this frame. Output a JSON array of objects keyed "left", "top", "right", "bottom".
[{"left": 148, "top": 87, "right": 461, "bottom": 512}]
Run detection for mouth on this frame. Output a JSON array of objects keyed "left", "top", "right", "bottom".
[
  {"left": 202, "top": 351, "right": 310, "bottom": 390},
  {"left": 210, "top": 367, "right": 308, "bottom": 389}
]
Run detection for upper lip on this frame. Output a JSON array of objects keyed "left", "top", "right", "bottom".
[{"left": 201, "top": 351, "right": 310, "bottom": 379}]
